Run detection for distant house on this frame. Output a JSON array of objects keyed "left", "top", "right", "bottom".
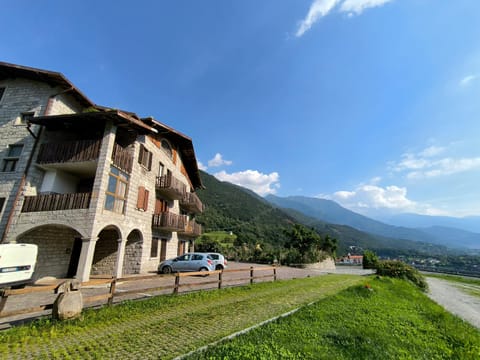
[
  {"left": 0, "top": 62, "right": 203, "bottom": 281},
  {"left": 337, "top": 254, "right": 363, "bottom": 265}
]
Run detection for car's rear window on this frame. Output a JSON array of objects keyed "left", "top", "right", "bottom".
[{"left": 209, "top": 254, "right": 219, "bottom": 260}]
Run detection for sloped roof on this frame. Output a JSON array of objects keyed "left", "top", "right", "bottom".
[{"left": 0, "top": 61, "right": 94, "bottom": 107}]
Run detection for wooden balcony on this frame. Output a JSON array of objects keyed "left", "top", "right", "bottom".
[
  {"left": 178, "top": 219, "right": 202, "bottom": 238},
  {"left": 155, "top": 175, "right": 186, "bottom": 200},
  {"left": 22, "top": 192, "right": 91, "bottom": 212},
  {"left": 37, "top": 139, "right": 101, "bottom": 165},
  {"left": 111, "top": 143, "right": 133, "bottom": 174},
  {"left": 152, "top": 212, "right": 186, "bottom": 232},
  {"left": 180, "top": 192, "right": 204, "bottom": 214}
]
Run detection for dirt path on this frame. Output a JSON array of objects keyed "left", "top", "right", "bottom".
[{"left": 426, "top": 277, "right": 480, "bottom": 329}]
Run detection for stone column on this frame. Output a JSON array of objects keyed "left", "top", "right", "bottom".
[
  {"left": 115, "top": 238, "right": 126, "bottom": 278},
  {"left": 75, "top": 237, "right": 98, "bottom": 282}
]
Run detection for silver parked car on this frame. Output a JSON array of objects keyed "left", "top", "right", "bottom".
[
  {"left": 157, "top": 253, "right": 215, "bottom": 274},
  {"left": 203, "top": 253, "right": 227, "bottom": 270}
]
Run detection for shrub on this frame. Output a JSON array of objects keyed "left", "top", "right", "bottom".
[{"left": 376, "top": 260, "right": 428, "bottom": 291}]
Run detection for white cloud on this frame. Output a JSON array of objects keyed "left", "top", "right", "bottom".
[
  {"left": 340, "top": 0, "right": 394, "bottom": 16},
  {"left": 459, "top": 74, "right": 478, "bottom": 87},
  {"left": 207, "top": 153, "right": 232, "bottom": 168},
  {"left": 197, "top": 161, "right": 207, "bottom": 171},
  {"left": 214, "top": 170, "right": 280, "bottom": 196},
  {"left": 391, "top": 145, "right": 480, "bottom": 180},
  {"left": 296, "top": 0, "right": 341, "bottom": 37},
  {"left": 295, "top": 0, "right": 393, "bottom": 37},
  {"left": 322, "top": 183, "right": 446, "bottom": 216}
]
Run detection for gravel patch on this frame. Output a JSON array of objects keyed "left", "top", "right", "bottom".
[{"left": 426, "top": 277, "right": 480, "bottom": 329}]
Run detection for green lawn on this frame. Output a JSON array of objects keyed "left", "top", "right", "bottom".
[
  {"left": 0, "top": 274, "right": 361, "bottom": 359},
  {"left": 186, "top": 277, "right": 480, "bottom": 360}
]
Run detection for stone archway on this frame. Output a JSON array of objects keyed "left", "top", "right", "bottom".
[
  {"left": 122, "top": 230, "right": 143, "bottom": 275},
  {"left": 17, "top": 225, "right": 82, "bottom": 280},
  {"left": 91, "top": 226, "right": 121, "bottom": 276}
]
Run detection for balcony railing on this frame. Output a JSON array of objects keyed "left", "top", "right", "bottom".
[
  {"left": 22, "top": 192, "right": 92, "bottom": 212},
  {"left": 152, "top": 212, "right": 186, "bottom": 232},
  {"left": 155, "top": 174, "right": 186, "bottom": 200},
  {"left": 37, "top": 139, "right": 101, "bottom": 164},
  {"left": 179, "top": 219, "right": 202, "bottom": 237},
  {"left": 180, "top": 192, "right": 204, "bottom": 214},
  {"left": 111, "top": 143, "right": 133, "bottom": 174}
]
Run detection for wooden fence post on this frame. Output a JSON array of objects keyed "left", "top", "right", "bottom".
[
  {"left": 108, "top": 278, "right": 117, "bottom": 306},
  {"left": 0, "top": 290, "right": 8, "bottom": 314},
  {"left": 250, "top": 266, "right": 254, "bottom": 285},
  {"left": 218, "top": 271, "right": 222, "bottom": 289},
  {"left": 174, "top": 273, "right": 180, "bottom": 294},
  {"left": 273, "top": 266, "right": 277, "bottom": 281}
]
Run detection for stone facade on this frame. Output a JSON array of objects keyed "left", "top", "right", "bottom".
[{"left": 0, "top": 62, "right": 203, "bottom": 282}]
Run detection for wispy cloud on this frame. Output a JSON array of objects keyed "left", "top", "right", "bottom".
[
  {"left": 391, "top": 145, "right": 480, "bottom": 180},
  {"left": 296, "top": 0, "right": 341, "bottom": 37},
  {"left": 295, "top": 0, "right": 394, "bottom": 37},
  {"left": 340, "top": 0, "right": 394, "bottom": 16},
  {"left": 459, "top": 74, "right": 478, "bottom": 87},
  {"left": 208, "top": 153, "right": 232, "bottom": 168},
  {"left": 214, "top": 170, "right": 280, "bottom": 196}
]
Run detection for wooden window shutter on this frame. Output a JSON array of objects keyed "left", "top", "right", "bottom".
[
  {"left": 137, "top": 186, "right": 145, "bottom": 209},
  {"left": 172, "top": 148, "right": 177, "bottom": 165},
  {"left": 147, "top": 151, "right": 153, "bottom": 170},
  {"left": 143, "top": 189, "right": 149, "bottom": 210}
]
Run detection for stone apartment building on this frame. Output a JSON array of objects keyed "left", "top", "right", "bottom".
[{"left": 0, "top": 62, "right": 203, "bottom": 282}]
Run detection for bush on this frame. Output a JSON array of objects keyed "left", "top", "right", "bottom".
[{"left": 376, "top": 260, "right": 428, "bottom": 291}]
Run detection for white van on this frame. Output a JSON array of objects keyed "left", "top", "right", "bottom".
[{"left": 0, "top": 243, "right": 38, "bottom": 289}]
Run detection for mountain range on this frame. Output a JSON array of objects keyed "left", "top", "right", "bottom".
[
  {"left": 196, "top": 171, "right": 478, "bottom": 256},
  {"left": 265, "top": 195, "right": 480, "bottom": 250}
]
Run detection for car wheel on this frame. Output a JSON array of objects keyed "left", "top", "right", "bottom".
[
  {"left": 215, "top": 265, "right": 223, "bottom": 270},
  {"left": 162, "top": 266, "right": 172, "bottom": 274},
  {"left": 199, "top": 267, "right": 209, "bottom": 277}
]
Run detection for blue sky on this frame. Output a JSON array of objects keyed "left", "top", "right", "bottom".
[{"left": 2, "top": 0, "right": 480, "bottom": 218}]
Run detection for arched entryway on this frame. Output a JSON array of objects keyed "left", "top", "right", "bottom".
[
  {"left": 122, "top": 229, "right": 143, "bottom": 275},
  {"left": 17, "top": 225, "right": 83, "bottom": 280},
  {"left": 91, "top": 226, "right": 121, "bottom": 277}
]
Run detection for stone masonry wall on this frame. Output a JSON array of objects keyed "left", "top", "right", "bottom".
[{"left": 17, "top": 225, "right": 79, "bottom": 279}]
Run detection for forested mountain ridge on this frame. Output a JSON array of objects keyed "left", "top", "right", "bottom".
[{"left": 195, "top": 171, "right": 450, "bottom": 256}]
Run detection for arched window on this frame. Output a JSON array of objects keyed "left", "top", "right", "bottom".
[{"left": 161, "top": 139, "right": 173, "bottom": 159}]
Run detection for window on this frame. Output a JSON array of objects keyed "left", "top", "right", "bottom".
[
  {"left": 161, "top": 139, "right": 172, "bottom": 159},
  {"left": 136, "top": 186, "right": 149, "bottom": 211},
  {"left": 0, "top": 87, "right": 5, "bottom": 103},
  {"left": 160, "top": 238, "right": 167, "bottom": 261},
  {"left": 104, "top": 166, "right": 129, "bottom": 213},
  {"left": 138, "top": 144, "right": 152, "bottom": 170},
  {"left": 155, "top": 198, "right": 169, "bottom": 214},
  {"left": 158, "top": 162, "right": 165, "bottom": 177},
  {"left": 2, "top": 144, "right": 24, "bottom": 172},
  {"left": 150, "top": 237, "right": 159, "bottom": 258}
]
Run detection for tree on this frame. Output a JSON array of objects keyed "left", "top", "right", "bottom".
[
  {"left": 363, "top": 250, "right": 379, "bottom": 269},
  {"left": 284, "top": 224, "right": 329, "bottom": 263}
]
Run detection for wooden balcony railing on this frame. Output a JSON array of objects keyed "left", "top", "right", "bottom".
[
  {"left": 22, "top": 192, "right": 92, "bottom": 212},
  {"left": 152, "top": 213, "right": 186, "bottom": 232},
  {"left": 179, "top": 219, "right": 202, "bottom": 237},
  {"left": 111, "top": 143, "right": 133, "bottom": 174},
  {"left": 155, "top": 175, "right": 186, "bottom": 200},
  {"left": 37, "top": 140, "right": 101, "bottom": 164},
  {"left": 180, "top": 192, "right": 204, "bottom": 214}
]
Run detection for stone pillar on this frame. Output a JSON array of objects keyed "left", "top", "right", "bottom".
[
  {"left": 75, "top": 237, "right": 98, "bottom": 282},
  {"left": 115, "top": 238, "right": 126, "bottom": 278}
]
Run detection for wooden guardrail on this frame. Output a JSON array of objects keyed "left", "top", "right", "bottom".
[{"left": 0, "top": 266, "right": 277, "bottom": 323}]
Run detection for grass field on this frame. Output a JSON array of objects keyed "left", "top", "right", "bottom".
[
  {"left": 186, "top": 277, "right": 480, "bottom": 360},
  {"left": 0, "top": 274, "right": 361, "bottom": 359},
  {"left": 1, "top": 274, "right": 478, "bottom": 359}
]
